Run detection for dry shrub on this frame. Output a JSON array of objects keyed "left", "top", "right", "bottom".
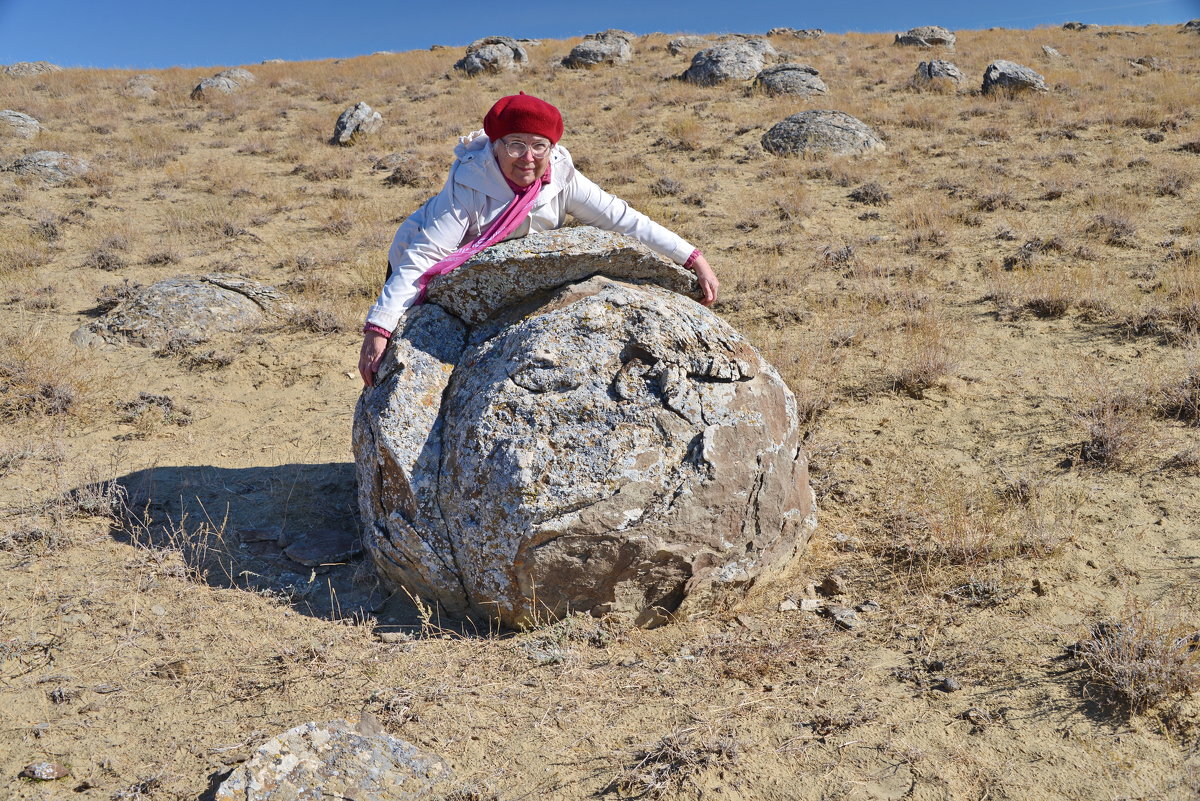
[
  {"left": 1074, "top": 387, "right": 1147, "bottom": 467},
  {"left": 608, "top": 726, "right": 738, "bottom": 800},
  {"left": 1087, "top": 212, "right": 1137, "bottom": 247},
  {"left": 1072, "top": 606, "right": 1200, "bottom": 713},
  {"left": 1156, "top": 364, "right": 1200, "bottom": 425},
  {"left": 890, "top": 311, "right": 956, "bottom": 398},
  {"left": 848, "top": 181, "right": 890, "bottom": 205},
  {"left": 0, "top": 331, "right": 93, "bottom": 421}
]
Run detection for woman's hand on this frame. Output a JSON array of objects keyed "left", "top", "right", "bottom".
[
  {"left": 358, "top": 330, "right": 389, "bottom": 388},
  {"left": 691, "top": 253, "right": 720, "bottom": 306}
]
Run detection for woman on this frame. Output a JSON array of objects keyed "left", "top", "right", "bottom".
[{"left": 358, "top": 92, "right": 720, "bottom": 387}]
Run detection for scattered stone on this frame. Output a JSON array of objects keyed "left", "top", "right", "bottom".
[
  {"left": 912, "top": 59, "right": 964, "bottom": 88},
  {"left": 768, "top": 28, "right": 824, "bottom": 39},
  {"left": 1097, "top": 30, "right": 1142, "bottom": 38},
  {"left": 93, "top": 683, "right": 122, "bottom": 694},
  {"left": 668, "top": 36, "right": 709, "bottom": 56},
  {"left": 799, "top": 598, "right": 822, "bottom": 612},
  {"left": 681, "top": 42, "right": 765, "bottom": 85},
  {"left": 563, "top": 30, "right": 633, "bottom": 68},
  {"left": 1129, "top": 55, "right": 1163, "bottom": 70},
  {"left": 1041, "top": 45, "right": 1064, "bottom": 59},
  {"left": 356, "top": 228, "right": 817, "bottom": 628},
  {"left": 214, "top": 720, "right": 455, "bottom": 801},
  {"left": 284, "top": 528, "right": 363, "bottom": 567},
  {"left": 122, "top": 74, "right": 158, "bottom": 99},
  {"left": 761, "top": 110, "right": 885, "bottom": 157},
  {"left": 982, "top": 60, "right": 1048, "bottom": 94},
  {"left": 2, "top": 61, "right": 62, "bottom": 77},
  {"left": 1185, "top": 19, "right": 1200, "bottom": 32},
  {"left": 425, "top": 226, "right": 703, "bottom": 325},
  {"left": 937, "top": 676, "right": 963, "bottom": 692},
  {"left": 779, "top": 598, "right": 799, "bottom": 612},
  {"left": 261, "top": 58, "right": 286, "bottom": 64},
  {"left": 0, "top": 109, "right": 40, "bottom": 139},
  {"left": 191, "top": 76, "right": 240, "bottom": 99},
  {"left": 895, "top": 26, "right": 956, "bottom": 49},
  {"left": 1062, "top": 22, "right": 1099, "bottom": 31},
  {"left": 824, "top": 605, "right": 860, "bottom": 630},
  {"left": 2, "top": 150, "right": 89, "bottom": 184},
  {"left": 454, "top": 37, "right": 528, "bottom": 75},
  {"left": 724, "top": 36, "right": 777, "bottom": 58},
  {"left": 331, "top": 101, "right": 383, "bottom": 146},
  {"left": 856, "top": 599, "right": 880, "bottom": 613},
  {"left": 818, "top": 574, "right": 847, "bottom": 597},
  {"left": 371, "top": 50, "right": 395, "bottom": 56},
  {"left": 217, "top": 67, "right": 257, "bottom": 84},
  {"left": 20, "top": 761, "right": 69, "bottom": 781},
  {"left": 71, "top": 274, "right": 289, "bottom": 349},
  {"left": 754, "top": 63, "right": 827, "bottom": 96}
]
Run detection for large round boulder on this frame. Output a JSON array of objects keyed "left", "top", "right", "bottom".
[
  {"left": 2, "top": 61, "right": 62, "bottom": 77},
  {"left": 912, "top": 59, "right": 964, "bottom": 88},
  {"left": 755, "top": 63, "right": 827, "bottom": 96},
  {"left": 454, "top": 37, "right": 528, "bottom": 75},
  {"left": 982, "top": 60, "right": 1048, "bottom": 94},
  {"left": 354, "top": 228, "right": 816, "bottom": 629},
  {"left": 761, "top": 110, "right": 884, "bottom": 156},
  {"left": 894, "top": 26, "right": 956, "bottom": 48},
  {"left": 0, "top": 110, "right": 40, "bottom": 139},
  {"left": 563, "top": 30, "right": 633, "bottom": 68},
  {"left": 331, "top": 101, "right": 383, "bottom": 145},
  {"left": 681, "top": 42, "right": 764, "bottom": 85},
  {"left": 2, "top": 150, "right": 88, "bottom": 184}
]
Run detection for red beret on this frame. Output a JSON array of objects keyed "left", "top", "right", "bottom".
[{"left": 483, "top": 92, "right": 564, "bottom": 144}]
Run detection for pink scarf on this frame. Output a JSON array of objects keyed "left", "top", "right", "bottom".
[{"left": 415, "top": 160, "right": 552, "bottom": 302}]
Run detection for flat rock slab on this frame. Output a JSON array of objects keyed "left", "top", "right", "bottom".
[
  {"left": 71, "top": 274, "right": 289, "bottom": 349},
  {"left": 982, "top": 60, "right": 1048, "bottom": 94},
  {"left": 215, "top": 720, "right": 455, "bottom": 801},
  {"left": 425, "top": 227, "right": 702, "bottom": 325},
  {"left": 1, "top": 110, "right": 40, "bottom": 139},
  {"left": 284, "top": 527, "right": 363, "bottom": 567},
  {"left": 755, "top": 63, "right": 827, "bottom": 96},
  {"left": 913, "top": 59, "right": 964, "bottom": 86},
  {"left": 895, "top": 26, "right": 956, "bottom": 48},
  {"left": 3, "top": 150, "right": 88, "bottom": 184},
  {"left": 2, "top": 61, "right": 62, "bottom": 76},
  {"left": 762, "top": 110, "right": 885, "bottom": 156}
]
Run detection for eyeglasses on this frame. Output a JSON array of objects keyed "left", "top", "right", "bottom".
[{"left": 500, "top": 138, "right": 552, "bottom": 159}]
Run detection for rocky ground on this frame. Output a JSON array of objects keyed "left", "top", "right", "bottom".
[{"left": 2, "top": 22, "right": 1199, "bottom": 801}]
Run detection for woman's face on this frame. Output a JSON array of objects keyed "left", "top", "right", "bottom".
[{"left": 494, "top": 133, "right": 552, "bottom": 187}]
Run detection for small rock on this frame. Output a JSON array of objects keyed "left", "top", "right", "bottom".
[
  {"left": 284, "top": 528, "right": 363, "bottom": 567},
  {"left": 855, "top": 600, "right": 880, "bottom": 613},
  {"left": 937, "top": 676, "right": 963, "bottom": 692},
  {"left": 831, "top": 532, "right": 859, "bottom": 551},
  {"left": 2, "top": 150, "right": 89, "bottom": 184},
  {"left": 331, "top": 102, "right": 383, "bottom": 146},
  {"left": 376, "top": 631, "right": 413, "bottom": 643},
  {"left": 1031, "top": 577, "right": 1048, "bottom": 596},
  {"left": 2, "top": 61, "right": 62, "bottom": 77},
  {"left": 93, "top": 683, "right": 122, "bottom": 694},
  {"left": 122, "top": 74, "right": 158, "bottom": 99},
  {"left": 1062, "top": 21, "right": 1099, "bottom": 31},
  {"left": 1041, "top": 45, "right": 1064, "bottom": 59},
  {"left": 618, "top": 657, "right": 638, "bottom": 667},
  {"left": 778, "top": 598, "right": 799, "bottom": 612},
  {"left": 894, "top": 26, "right": 956, "bottom": 49},
  {"left": 824, "top": 605, "right": 859, "bottom": 630},
  {"left": 818, "top": 575, "right": 847, "bottom": 597},
  {"left": 982, "top": 60, "right": 1048, "bottom": 94},
  {"left": 799, "top": 598, "right": 822, "bottom": 612},
  {"left": 150, "top": 604, "right": 167, "bottom": 616},
  {"left": 924, "top": 658, "right": 946, "bottom": 672},
  {"left": 20, "top": 761, "right": 69, "bottom": 781},
  {"left": 754, "top": 63, "right": 827, "bottom": 96},
  {"left": 0, "top": 109, "right": 41, "bottom": 139},
  {"left": 668, "top": 36, "right": 709, "bottom": 56}
]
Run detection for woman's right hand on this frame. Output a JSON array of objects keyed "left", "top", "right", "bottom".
[{"left": 358, "top": 331, "right": 389, "bottom": 387}]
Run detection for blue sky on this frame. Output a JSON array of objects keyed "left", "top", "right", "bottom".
[{"left": 1, "top": 0, "right": 1197, "bottom": 69}]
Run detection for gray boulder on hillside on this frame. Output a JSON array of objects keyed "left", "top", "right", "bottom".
[
  {"left": 354, "top": 227, "right": 816, "bottom": 629},
  {"left": 1185, "top": 19, "right": 1200, "bottom": 31},
  {"left": 71, "top": 274, "right": 289, "bottom": 349},
  {"left": 669, "top": 35, "right": 710, "bottom": 55},
  {"left": 2, "top": 61, "right": 62, "bottom": 76},
  {"left": 331, "top": 101, "right": 383, "bottom": 145},
  {"left": 723, "top": 35, "right": 777, "bottom": 58},
  {"left": 2, "top": 150, "right": 88, "bottom": 184},
  {"left": 0, "top": 110, "right": 41, "bottom": 139},
  {"left": 682, "top": 42, "right": 765, "bottom": 85},
  {"left": 215, "top": 720, "right": 455, "bottom": 801},
  {"left": 191, "top": 68, "right": 256, "bottom": 100},
  {"left": 122, "top": 74, "right": 158, "bottom": 99},
  {"left": 982, "top": 60, "right": 1048, "bottom": 94},
  {"left": 454, "top": 36, "right": 528, "bottom": 75},
  {"left": 912, "top": 59, "right": 964, "bottom": 88},
  {"left": 563, "top": 30, "right": 633, "bottom": 68},
  {"left": 895, "top": 26, "right": 956, "bottom": 48},
  {"left": 1041, "top": 45, "right": 1064, "bottom": 59},
  {"left": 761, "top": 110, "right": 885, "bottom": 156},
  {"left": 755, "top": 63, "right": 827, "bottom": 96},
  {"left": 768, "top": 28, "right": 825, "bottom": 39},
  {"left": 1062, "top": 21, "right": 1099, "bottom": 30}
]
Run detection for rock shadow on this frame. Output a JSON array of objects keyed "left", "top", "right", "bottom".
[{"left": 102, "top": 461, "right": 444, "bottom": 633}]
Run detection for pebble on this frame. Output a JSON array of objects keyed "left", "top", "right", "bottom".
[
  {"left": 855, "top": 600, "right": 880, "bottom": 613},
  {"left": 284, "top": 528, "right": 363, "bottom": 567},
  {"left": 799, "top": 599, "right": 822, "bottom": 612},
  {"left": 778, "top": 599, "right": 799, "bottom": 612},
  {"left": 818, "top": 575, "right": 847, "bottom": 597},
  {"left": 150, "top": 604, "right": 167, "bottom": 616},
  {"left": 938, "top": 677, "right": 963, "bottom": 692},
  {"left": 20, "top": 761, "right": 69, "bottom": 781}
]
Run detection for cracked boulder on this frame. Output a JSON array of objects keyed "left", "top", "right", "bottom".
[
  {"left": 354, "top": 227, "right": 816, "bottom": 629},
  {"left": 71, "top": 274, "right": 289, "bottom": 348},
  {"left": 762, "top": 110, "right": 885, "bottom": 156},
  {"left": 982, "top": 60, "right": 1048, "bottom": 94},
  {"left": 454, "top": 37, "right": 528, "bottom": 75}
]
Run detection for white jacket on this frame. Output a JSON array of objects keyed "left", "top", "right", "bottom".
[{"left": 365, "top": 131, "right": 697, "bottom": 331}]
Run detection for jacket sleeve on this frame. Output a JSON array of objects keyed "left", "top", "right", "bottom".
[
  {"left": 365, "top": 177, "right": 474, "bottom": 331},
  {"left": 562, "top": 170, "right": 696, "bottom": 265}
]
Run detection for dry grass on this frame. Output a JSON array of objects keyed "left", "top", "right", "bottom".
[{"left": 608, "top": 726, "right": 739, "bottom": 800}]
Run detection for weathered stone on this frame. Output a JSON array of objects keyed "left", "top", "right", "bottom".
[
  {"left": 356, "top": 229, "right": 816, "bottom": 629},
  {"left": 1129, "top": 55, "right": 1163, "bottom": 71},
  {"left": 895, "top": 26, "right": 956, "bottom": 48},
  {"left": 682, "top": 42, "right": 765, "bottom": 85},
  {"left": 20, "top": 761, "right": 69, "bottom": 781},
  {"left": 2, "top": 150, "right": 88, "bottom": 184},
  {"left": 668, "top": 36, "right": 709, "bottom": 56},
  {"left": 71, "top": 274, "right": 289, "bottom": 349},
  {"left": 122, "top": 74, "right": 158, "bottom": 99},
  {"left": 261, "top": 58, "right": 286, "bottom": 64},
  {"left": 982, "top": 60, "right": 1048, "bottom": 94},
  {"left": 0, "top": 110, "right": 40, "bottom": 139},
  {"left": 216, "top": 67, "right": 257, "bottom": 84},
  {"left": 1062, "top": 21, "right": 1099, "bottom": 31},
  {"left": 191, "top": 75, "right": 241, "bottom": 99},
  {"left": 215, "top": 720, "right": 455, "bottom": 801},
  {"left": 722, "top": 35, "right": 777, "bottom": 58},
  {"left": 455, "top": 37, "right": 528, "bottom": 75},
  {"left": 425, "top": 227, "right": 704, "bottom": 325},
  {"left": 755, "top": 63, "right": 827, "bottom": 96},
  {"left": 331, "top": 101, "right": 383, "bottom": 145},
  {"left": 1185, "top": 19, "right": 1200, "bottom": 32},
  {"left": 912, "top": 59, "right": 964, "bottom": 88},
  {"left": 2, "top": 61, "right": 62, "bottom": 77},
  {"left": 563, "top": 31, "right": 633, "bottom": 68},
  {"left": 1041, "top": 45, "right": 1064, "bottom": 59},
  {"left": 768, "top": 28, "right": 824, "bottom": 39},
  {"left": 761, "top": 110, "right": 884, "bottom": 157}
]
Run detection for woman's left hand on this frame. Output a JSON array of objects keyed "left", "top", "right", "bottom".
[{"left": 690, "top": 253, "right": 719, "bottom": 306}]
